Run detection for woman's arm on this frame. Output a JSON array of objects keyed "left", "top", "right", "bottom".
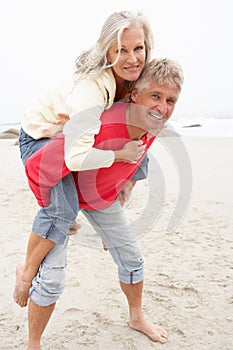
[{"left": 25, "top": 133, "right": 145, "bottom": 207}]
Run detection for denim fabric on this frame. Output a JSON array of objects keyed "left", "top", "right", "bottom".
[
  {"left": 19, "top": 128, "right": 50, "bottom": 165},
  {"left": 20, "top": 127, "right": 144, "bottom": 305},
  {"left": 82, "top": 200, "right": 144, "bottom": 284},
  {"left": 30, "top": 237, "right": 69, "bottom": 306},
  {"left": 19, "top": 128, "right": 79, "bottom": 244},
  {"left": 31, "top": 201, "right": 144, "bottom": 306},
  {"left": 131, "top": 153, "right": 149, "bottom": 182}
]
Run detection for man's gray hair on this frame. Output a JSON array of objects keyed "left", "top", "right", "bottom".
[{"left": 134, "top": 58, "right": 184, "bottom": 93}]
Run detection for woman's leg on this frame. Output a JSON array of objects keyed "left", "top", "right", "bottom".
[
  {"left": 14, "top": 173, "right": 79, "bottom": 307},
  {"left": 14, "top": 129, "right": 79, "bottom": 307},
  {"left": 27, "top": 237, "right": 69, "bottom": 349}
]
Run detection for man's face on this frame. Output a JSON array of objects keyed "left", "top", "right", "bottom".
[{"left": 130, "top": 80, "right": 179, "bottom": 132}]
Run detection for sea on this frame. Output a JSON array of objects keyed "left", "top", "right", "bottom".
[
  {"left": 170, "top": 117, "right": 233, "bottom": 137},
  {"left": 0, "top": 117, "right": 233, "bottom": 138}
]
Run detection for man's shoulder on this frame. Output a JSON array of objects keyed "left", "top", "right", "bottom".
[{"left": 101, "top": 102, "right": 128, "bottom": 124}]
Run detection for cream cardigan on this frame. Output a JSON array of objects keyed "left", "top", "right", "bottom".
[{"left": 22, "top": 69, "right": 117, "bottom": 170}]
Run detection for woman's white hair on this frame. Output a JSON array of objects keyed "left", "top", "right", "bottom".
[{"left": 74, "top": 11, "right": 154, "bottom": 79}]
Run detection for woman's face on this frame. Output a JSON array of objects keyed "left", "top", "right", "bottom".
[{"left": 107, "top": 24, "right": 146, "bottom": 83}]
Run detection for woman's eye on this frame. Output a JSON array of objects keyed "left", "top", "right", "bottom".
[
  {"left": 116, "top": 48, "right": 126, "bottom": 54},
  {"left": 135, "top": 46, "right": 144, "bottom": 51}
]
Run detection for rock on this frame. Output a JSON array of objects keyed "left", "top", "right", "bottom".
[
  {"left": 2, "top": 128, "right": 20, "bottom": 136},
  {"left": 0, "top": 128, "right": 20, "bottom": 140},
  {"left": 0, "top": 132, "right": 18, "bottom": 139},
  {"left": 182, "top": 124, "right": 202, "bottom": 128}
]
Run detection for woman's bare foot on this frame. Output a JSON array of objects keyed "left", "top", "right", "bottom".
[
  {"left": 68, "top": 221, "right": 81, "bottom": 235},
  {"left": 13, "top": 264, "right": 32, "bottom": 307},
  {"left": 100, "top": 239, "right": 108, "bottom": 251},
  {"left": 129, "top": 316, "right": 168, "bottom": 343}
]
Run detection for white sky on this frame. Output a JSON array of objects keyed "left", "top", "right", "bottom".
[{"left": 1, "top": 0, "right": 233, "bottom": 123}]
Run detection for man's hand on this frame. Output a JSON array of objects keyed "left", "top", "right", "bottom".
[
  {"left": 118, "top": 181, "right": 136, "bottom": 206},
  {"left": 68, "top": 221, "right": 81, "bottom": 235}
]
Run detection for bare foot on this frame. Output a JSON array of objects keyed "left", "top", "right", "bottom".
[
  {"left": 102, "top": 240, "right": 108, "bottom": 251},
  {"left": 27, "top": 341, "right": 41, "bottom": 350},
  {"left": 129, "top": 316, "right": 168, "bottom": 344},
  {"left": 68, "top": 221, "right": 81, "bottom": 236},
  {"left": 13, "top": 264, "right": 32, "bottom": 307}
]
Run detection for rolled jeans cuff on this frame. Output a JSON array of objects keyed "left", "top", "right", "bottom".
[
  {"left": 32, "top": 210, "right": 73, "bottom": 244},
  {"left": 119, "top": 268, "right": 144, "bottom": 285}
]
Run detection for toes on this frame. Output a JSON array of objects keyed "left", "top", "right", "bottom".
[{"left": 158, "top": 330, "right": 168, "bottom": 343}]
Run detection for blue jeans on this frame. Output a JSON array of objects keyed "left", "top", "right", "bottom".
[
  {"left": 131, "top": 153, "right": 149, "bottom": 182},
  {"left": 19, "top": 128, "right": 145, "bottom": 305},
  {"left": 82, "top": 201, "right": 144, "bottom": 284},
  {"left": 30, "top": 201, "right": 144, "bottom": 306},
  {"left": 19, "top": 128, "right": 79, "bottom": 244}
]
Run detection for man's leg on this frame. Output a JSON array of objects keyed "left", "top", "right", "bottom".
[
  {"left": 120, "top": 281, "right": 168, "bottom": 343},
  {"left": 82, "top": 201, "right": 168, "bottom": 343},
  {"left": 27, "top": 300, "right": 55, "bottom": 350}
]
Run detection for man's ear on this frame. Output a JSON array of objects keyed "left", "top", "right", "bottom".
[{"left": 130, "top": 88, "right": 138, "bottom": 103}]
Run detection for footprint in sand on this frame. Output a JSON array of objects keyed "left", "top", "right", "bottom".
[{"left": 63, "top": 307, "right": 84, "bottom": 319}]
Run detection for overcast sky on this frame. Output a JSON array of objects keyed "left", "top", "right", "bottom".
[{"left": 1, "top": 0, "right": 233, "bottom": 123}]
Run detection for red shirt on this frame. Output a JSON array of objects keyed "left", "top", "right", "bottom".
[
  {"left": 74, "top": 102, "right": 154, "bottom": 210},
  {"left": 25, "top": 102, "right": 155, "bottom": 209}
]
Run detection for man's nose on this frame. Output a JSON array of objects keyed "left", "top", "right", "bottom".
[{"left": 156, "top": 100, "right": 168, "bottom": 117}]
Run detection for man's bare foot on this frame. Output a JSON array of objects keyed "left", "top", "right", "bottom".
[
  {"left": 68, "top": 221, "right": 81, "bottom": 236},
  {"left": 27, "top": 341, "right": 41, "bottom": 350},
  {"left": 129, "top": 316, "right": 168, "bottom": 343},
  {"left": 13, "top": 264, "right": 32, "bottom": 307}
]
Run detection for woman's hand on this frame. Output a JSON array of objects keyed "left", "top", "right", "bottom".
[{"left": 114, "top": 140, "right": 146, "bottom": 163}]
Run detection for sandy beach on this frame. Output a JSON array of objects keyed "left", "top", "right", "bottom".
[{"left": 0, "top": 136, "right": 232, "bottom": 350}]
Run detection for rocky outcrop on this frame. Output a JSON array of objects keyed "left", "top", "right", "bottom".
[{"left": 0, "top": 128, "right": 19, "bottom": 139}]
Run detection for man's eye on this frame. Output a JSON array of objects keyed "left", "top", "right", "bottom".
[{"left": 167, "top": 99, "right": 175, "bottom": 105}]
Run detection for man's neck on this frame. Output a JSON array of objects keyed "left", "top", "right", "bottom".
[{"left": 126, "top": 104, "right": 147, "bottom": 140}]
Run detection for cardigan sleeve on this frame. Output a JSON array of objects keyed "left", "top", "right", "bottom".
[{"left": 63, "top": 78, "right": 115, "bottom": 171}]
